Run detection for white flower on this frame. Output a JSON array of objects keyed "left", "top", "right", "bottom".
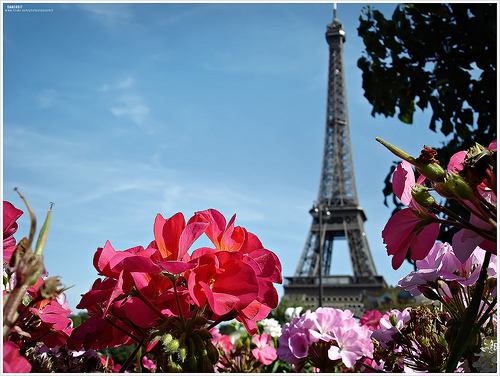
[
  {"left": 472, "top": 337, "right": 497, "bottom": 373},
  {"left": 260, "top": 318, "right": 282, "bottom": 338},
  {"left": 284, "top": 306, "right": 303, "bottom": 321}
]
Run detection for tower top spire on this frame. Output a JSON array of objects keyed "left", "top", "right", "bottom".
[{"left": 326, "top": 3, "right": 345, "bottom": 43}]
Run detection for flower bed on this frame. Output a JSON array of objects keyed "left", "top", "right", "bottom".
[{"left": 3, "top": 139, "right": 496, "bottom": 372}]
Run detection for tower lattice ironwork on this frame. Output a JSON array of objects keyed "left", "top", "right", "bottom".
[{"left": 283, "top": 6, "right": 386, "bottom": 315}]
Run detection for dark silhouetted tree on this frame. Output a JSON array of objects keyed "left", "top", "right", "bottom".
[{"left": 357, "top": 3, "right": 496, "bottom": 266}]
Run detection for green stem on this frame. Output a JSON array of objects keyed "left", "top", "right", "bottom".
[
  {"left": 14, "top": 188, "right": 37, "bottom": 249},
  {"left": 445, "top": 252, "right": 491, "bottom": 372},
  {"left": 119, "top": 339, "right": 144, "bottom": 373},
  {"left": 34, "top": 202, "right": 54, "bottom": 257},
  {"left": 172, "top": 280, "right": 186, "bottom": 331}
]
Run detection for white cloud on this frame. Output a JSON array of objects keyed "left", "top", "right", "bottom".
[
  {"left": 117, "top": 76, "right": 134, "bottom": 89},
  {"left": 36, "top": 89, "right": 58, "bottom": 108},
  {"left": 110, "top": 95, "right": 150, "bottom": 126},
  {"left": 99, "top": 76, "right": 134, "bottom": 92},
  {"left": 76, "top": 3, "right": 133, "bottom": 28}
]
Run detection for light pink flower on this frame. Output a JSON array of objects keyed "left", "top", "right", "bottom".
[
  {"left": 209, "top": 327, "right": 234, "bottom": 353},
  {"left": 251, "top": 332, "right": 277, "bottom": 365},
  {"left": 328, "top": 326, "right": 363, "bottom": 368},
  {"left": 371, "top": 308, "right": 411, "bottom": 348},
  {"left": 307, "top": 307, "right": 351, "bottom": 342},
  {"left": 277, "top": 312, "right": 313, "bottom": 371}
]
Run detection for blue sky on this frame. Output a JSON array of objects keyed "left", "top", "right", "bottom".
[{"left": 2, "top": 1, "right": 451, "bottom": 313}]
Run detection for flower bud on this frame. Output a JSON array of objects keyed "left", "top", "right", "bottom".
[
  {"left": 196, "top": 329, "right": 213, "bottom": 341},
  {"left": 376, "top": 138, "right": 446, "bottom": 182},
  {"left": 444, "top": 172, "right": 474, "bottom": 200},
  {"left": 433, "top": 181, "right": 456, "bottom": 198},
  {"left": 389, "top": 313, "right": 398, "bottom": 327},
  {"left": 38, "top": 276, "right": 63, "bottom": 300},
  {"left": 164, "top": 339, "right": 180, "bottom": 353},
  {"left": 194, "top": 315, "right": 209, "bottom": 326},
  {"left": 418, "top": 286, "right": 440, "bottom": 300},
  {"left": 411, "top": 184, "right": 436, "bottom": 208},
  {"left": 415, "top": 162, "right": 446, "bottom": 183},
  {"left": 162, "top": 333, "right": 173, "bottom": 347},
  {"left": 178, "top": 345, "right": 188, "bottom": 363},
  {"left": 205, "top": 340, "right": 219, "bottom": 364}
]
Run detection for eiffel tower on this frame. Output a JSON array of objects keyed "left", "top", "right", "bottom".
[{"left": 283, "top": 5, "right": 386, "bottom": 316}]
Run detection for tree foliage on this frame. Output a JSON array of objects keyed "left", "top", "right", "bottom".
[
  {"left": 357, "top": 3, "right": 496, "bottom": 143},
  {"left": 357, "top": 4, "right": 497, "bottom": 266}
]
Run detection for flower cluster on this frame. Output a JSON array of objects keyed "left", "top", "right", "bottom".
[
  {"left": 277, "top": 307, "right": 374, "bottom": 372},
  {"left": 209, "top": 323, "right": 279, "bottom": 373},
  {"left": 398, "top": 241, "right": 497, "bottom": 304},
  {"left": 377, "top": 138, "right": 496, "bottom": 269},
  {"left": 67, "top": 209, "right": 282, "bottom": 372},
  {"left": 372, "top": 305, "right": 450, "bottom": 372},
  {"left": 377, "top": 138, "right": 497, "bottom": 372},
  {"left": 3, "top": 196, "right": 98, "bottom": 373}
]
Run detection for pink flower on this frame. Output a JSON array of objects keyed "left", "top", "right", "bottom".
[
  {"left": 3, "top": 341, "right": 32, "bottom": 373},
  {"left": 141, "top": 356, "right": 156, "bottom": 371},
  {"left": 382, "top": 161, "right": 440, "bottom": 269},
  {"left": 392, "top": 160, "right": 426, "bottom": 209},
  {"left": 382, "top": 208, "right": 440, "bottom": 269},
  {"left": 278, "top": 308, "right": 374, "bottom": 371},
  {"left": 398, "top": 242, "right": 498, "bottom": 298},
  {"left": 251, "top": 332, "right": 277, "bottom": 365},
  {"left": 209, "top": 327, "right": 234, "bottom": 353},
  {"left": 452, "top": 213, "right": 496, "bottom": 263},
  {"left": 328, "top": 326, "right": 364, "bottom": 368},
  {"left": 398, "top": 242, "right": 451, "bottom": 296},
  {"left": 3, "top": 201, "right": 23, "bottom": 263},
  {"left": 307, "top": 307, "right": 352, "bottom": 342},
  {"left": 371, "top": 308, "right": 411, "bottom": 348},
  {"left": 277, "top": 312, "right": 313, "bottom": 371},
  {"left": 359, "top": 310, "right": 383, "bottom": 331}
]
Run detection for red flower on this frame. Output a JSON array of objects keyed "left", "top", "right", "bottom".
[
  {"left": 74, "top": 208, "right": 282, "bottom": 352},
  {"left": 187, "top": 210, "right": 282, "bottom": 333},
  {"left": 153, "top": 212, "right": 208, "bottom": 261},
  {"left": 68, "top": 308, "right": 138, "bottom": 351},
  {"left": 187, "top": 250, "right": 260, "bottom": 316}
]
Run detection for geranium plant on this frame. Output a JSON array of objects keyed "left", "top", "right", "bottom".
[
  {"left": 375, "top": 138, "right": 497, "bottom": 372},
  {"left": 67, "top": 209, "right": 282, "bottom": 372}
]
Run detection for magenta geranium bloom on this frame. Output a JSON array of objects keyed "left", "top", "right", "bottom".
[
  {"left": 359, "top": 309, "right": 383, "bottom": 331},
  {"left": 72, "top": 207, "right": 282, "bottom": 360},
  {"left": 3, "top": 341, "right": 32, "bottom": 373},
  {"left": 382, "top": 161, "right": 440, "bottom": 269},
  {"left": 3, "top": 201, "right": 24, "bottom": 263},
  {"left": 382, "top": 208, "right": 440, "bottom": 269}
]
